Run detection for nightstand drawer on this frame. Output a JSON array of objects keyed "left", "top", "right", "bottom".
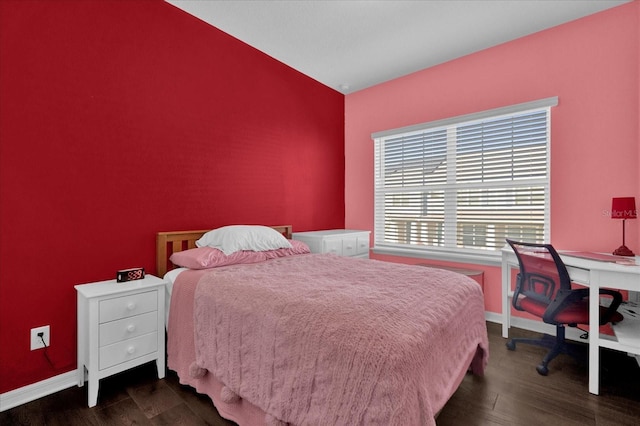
[
  {"left": 99, "top": 291, "right": 157, "bottom": 323},
  {"left": 99, "top": 332, "right": 158, "bottom": 370},
  {"left": 99, "top": 311, "right": 158, "bottom": 347}
]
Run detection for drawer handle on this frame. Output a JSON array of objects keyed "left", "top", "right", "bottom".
[
  {"left": 126, "top": 324, "right": 136, "bottom": 333},
  {"left": 345, "top": 245, "right": 353, "bottom": 249},
  {"left": 127, "top": 302, "right": 136, "bottom": 311},
  {"left": 127, "top": 346, "right": 135, "bottom": 355}
]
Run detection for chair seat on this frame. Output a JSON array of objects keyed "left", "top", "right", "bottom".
[{"left": 520, "top": 297, "right": 624, "bottom": 325}]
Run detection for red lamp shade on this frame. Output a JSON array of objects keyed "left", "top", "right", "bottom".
[
  {"left": 611, "top": 197, "right": 637, "bottom": 219},
  {"left": 611, "top": 197, "right": 636, "bottom": 256}
]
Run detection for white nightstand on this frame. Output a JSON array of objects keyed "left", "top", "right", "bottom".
[
  {"left": 75, "top": 274, "right": 167, "bottom": 407},
  {"left": 293, "top": 229, "right": 371, "bottom": 258}
]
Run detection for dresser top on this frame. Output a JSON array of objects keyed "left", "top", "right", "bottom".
[{"left": 293, "top": 229, "right": 370, "bottom": 237}]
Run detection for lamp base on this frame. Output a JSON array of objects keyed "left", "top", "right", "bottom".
[{"left": 613, "top": 245, "right": 635, "bottom": 257}]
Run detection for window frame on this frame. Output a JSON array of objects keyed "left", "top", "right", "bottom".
[{"left": 371, "top": 97, "right": 558, "bottom": 265}]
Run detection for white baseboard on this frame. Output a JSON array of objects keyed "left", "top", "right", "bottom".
[
  {"left": 0, "top": 370, "right": 78, "bottom": 412},
  {"left": 485, "top": 311, "right": 502, "bottom": 324},
  {"left": 484, "top": 312, "right": 565, "bottom": 338},
  {"left": 509, "top": 316, "right": 555, "bottom": 335}
]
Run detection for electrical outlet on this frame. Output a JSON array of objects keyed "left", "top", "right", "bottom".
[{"left": 30, "top": 325, "right": 50, "bottom": 350}]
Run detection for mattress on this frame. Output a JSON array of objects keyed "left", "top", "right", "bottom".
[{"left": 163, "top": 267, "right": 186, "bottom": 327}]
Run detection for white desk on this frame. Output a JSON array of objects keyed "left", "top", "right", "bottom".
[{"left": 501, "top": 247, "right": 640, "bottom": 395}]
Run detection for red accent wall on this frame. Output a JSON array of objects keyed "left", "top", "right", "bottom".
[{"left": 0, "top": 1, "right": 344, "bottom": 393}]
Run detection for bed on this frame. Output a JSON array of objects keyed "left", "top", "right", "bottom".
[{"left": 157, "top": 225, "right": 489, "bottom": 425}]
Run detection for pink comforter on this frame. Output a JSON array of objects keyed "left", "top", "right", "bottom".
[{"left": 170, "top": 254, "right": 488, "bottom": 425}]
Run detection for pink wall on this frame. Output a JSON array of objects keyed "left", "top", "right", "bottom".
[
  {"left": 345, "top": 2, "right": 639, "bottom": 313},
  {"left": 0, "top": 1, "right": 344, "bottom": 393}
]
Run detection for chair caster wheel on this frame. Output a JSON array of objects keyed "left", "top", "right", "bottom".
[
  {"left": 536, "top": 364, "right": 549, "bottom": 376},
  {"left": 506, "top": 340, "right": 516, "bottom": 351}
]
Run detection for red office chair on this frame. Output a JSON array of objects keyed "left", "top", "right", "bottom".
[{"left": 505, "top": 239, "right": 623, "bottom": 375}]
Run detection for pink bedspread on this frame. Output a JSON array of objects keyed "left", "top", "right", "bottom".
[{"left": 168, "top": 254, "right": 488, "bottom": 425}]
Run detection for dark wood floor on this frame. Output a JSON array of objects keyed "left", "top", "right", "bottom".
[{"left": 2, "top": 322, "right": 639, "bottom": 425}]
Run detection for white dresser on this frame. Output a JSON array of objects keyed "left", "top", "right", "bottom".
[
  {"left": 75, "top": 274, "right": 166, "bottom": 407},
  {"left": 293, "top": 229, "right": 371, "bottom": 258}
]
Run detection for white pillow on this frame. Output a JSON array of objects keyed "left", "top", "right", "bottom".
[{"left": 195, "top": 225, "right": 292, "bottom": 255}]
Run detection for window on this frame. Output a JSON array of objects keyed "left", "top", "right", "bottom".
[{"left": 373, "top": 97, "right": 557, "bottom": 260}]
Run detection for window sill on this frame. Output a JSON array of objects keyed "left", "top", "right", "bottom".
[{"left": 371, "top": 245, "right": 503, "bottom": 267}]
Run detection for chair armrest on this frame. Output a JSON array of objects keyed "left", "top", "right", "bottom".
[{"left": 598, "top": 289, "right": 623, "bottom": 324}]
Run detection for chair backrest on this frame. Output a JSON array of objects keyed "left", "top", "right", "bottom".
[{"left": 506, "top": 239, "right": 572, "bottom": 309}]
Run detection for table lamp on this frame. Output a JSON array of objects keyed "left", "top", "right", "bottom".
[{"left": 611, "top": 197, "right": 636, "bottom": 256}]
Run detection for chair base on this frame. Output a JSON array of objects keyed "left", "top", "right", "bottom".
[{"left": 506, "top": 326, "right": 586, "bottom": 375}]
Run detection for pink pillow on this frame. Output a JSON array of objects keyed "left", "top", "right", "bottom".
[
  {"left": 170, "top": 239, "right": 310, "bottom": 270},
  {"left": 262, "top": 239, "right": 310, "bottom": 259}
]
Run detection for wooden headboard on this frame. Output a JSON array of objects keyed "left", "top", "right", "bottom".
[{"left": 156, "top": 225, "right": 293, "bottom": 277}]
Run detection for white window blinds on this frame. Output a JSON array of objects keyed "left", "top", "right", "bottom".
[{"left": 373, "top": 97, "right": 557, "bottom": 255}]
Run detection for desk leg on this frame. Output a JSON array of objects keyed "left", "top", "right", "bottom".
[
  {"left": 501, "top": 257, "right": 511, "bottom": 338},
  {"left": 588, "top": 270, "right": 600, "bottom": 395}
]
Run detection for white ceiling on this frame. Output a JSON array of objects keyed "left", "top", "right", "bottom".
[{"left": 167, "top": 0, "right": 629, "bottom": 94}]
